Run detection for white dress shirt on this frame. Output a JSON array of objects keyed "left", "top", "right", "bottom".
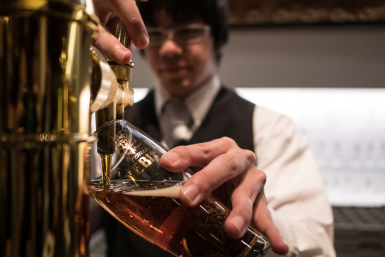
[
  {"left": 155, "top": 75, "right": 221, "bottom": 149},
  {"left": 154, "top": 74, "right": 335, "bottom": 257}
]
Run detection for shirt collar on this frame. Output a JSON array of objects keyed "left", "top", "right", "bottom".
[{"left": 155, "top": 74, "right": 221, "bottom": 128}]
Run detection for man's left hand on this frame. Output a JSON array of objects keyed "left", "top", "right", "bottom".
[{"left": 160, "top": 137, "right": 289, "bottom": 255}]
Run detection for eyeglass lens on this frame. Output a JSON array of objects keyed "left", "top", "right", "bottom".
[{"left": 147, "top": 25, "right": 209, "bottom": 46}]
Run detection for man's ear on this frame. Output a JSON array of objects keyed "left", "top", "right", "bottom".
[
  {"left": 217, "top": 44, "right": 226, "bottom": 55},
  {"left": 215, "top": 44, "right": 226, "bottom": 64}
]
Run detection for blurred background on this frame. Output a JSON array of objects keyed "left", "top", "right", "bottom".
[{"left": 91, "top": 0, "right": 385, "bottom": 256}]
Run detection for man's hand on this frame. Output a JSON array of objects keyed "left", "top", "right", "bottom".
[
  {"left": 160, "top": 137, "right": 289, "bottom": 255},
  {"left": 92, "top": 0, "right": 149, "bottom": 64}
]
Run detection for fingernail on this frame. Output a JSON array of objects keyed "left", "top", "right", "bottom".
[
  {"left": 181, "top": 184, "right": 200, "bottom": 202},
  {"left": 136, "top": 32, "right": 149, "bottom": 48},
  {"left": 115, "top": 48, "right": 128, "bottom": 63},
  {"left": 231, "top": 216, "right": 244, "bottom": 234},
  {"left": 164, "top": 152, "right": 178, "bottom": 163}
]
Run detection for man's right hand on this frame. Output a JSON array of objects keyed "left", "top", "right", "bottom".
[{"left": 92, "top": 0, "right": 149, "bottom": 64}]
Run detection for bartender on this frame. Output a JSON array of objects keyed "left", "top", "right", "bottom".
[{"left": 93, "top": 0, "right": 335, "bottom": 256}]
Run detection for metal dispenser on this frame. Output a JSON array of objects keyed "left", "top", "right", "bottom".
[{"left": 0, "top": 0, "right": 133, "bottom": 256}]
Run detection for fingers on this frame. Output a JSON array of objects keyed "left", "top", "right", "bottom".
[
  {"left": 161, "top": 137, "right": 239, "bottom": 171},
  {"left": 92, "top": 24, "right": 132, "bottom": 65},
  {"left": 225, "top": 168, "right": 266, "bottom": 239},
  {"left": 92, "top": 0, "right": 149, "bottom": 64},
  {"left": 181, "top": 150, "right": 255, "bottom": 207},
  {"left": 109, "top": 0, "right": 149, "bottom": 49},
  {"left": 160, "top": 138, "right": 254, "bottom": 207},
  {"left": 252, "top": 191, "right": 289, "bottom": 255}
]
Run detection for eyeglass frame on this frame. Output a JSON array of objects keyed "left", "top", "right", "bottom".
[{"left": 146, "top": 24, "right": 211, "bottom": 47}]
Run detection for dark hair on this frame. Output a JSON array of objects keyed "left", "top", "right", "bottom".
[{"left": 137, "top": 0, "right": 228, "bottom": 63}]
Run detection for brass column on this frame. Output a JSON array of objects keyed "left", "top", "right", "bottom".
[{"left": 0, "top": 1, "right": 97, "bottom": 256}]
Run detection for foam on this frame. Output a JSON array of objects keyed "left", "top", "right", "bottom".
[{"left": 124, "top": 184, "right": 181, "bottom": 198}]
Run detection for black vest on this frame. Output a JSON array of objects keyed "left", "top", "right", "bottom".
[{"left": 104, "top": 87, "right": 256, "bottom": 257}]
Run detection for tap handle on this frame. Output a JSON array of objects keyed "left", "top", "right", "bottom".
[
  {"left": 115, "top": 18, "right": 131, "bottom": 49},
  {"left": 111, "top": 17, "right": 135, "bottom": 119}
]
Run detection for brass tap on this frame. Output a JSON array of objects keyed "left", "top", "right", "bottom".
[
  {"left": 91, "top": 17, "right": 135, "bottom": 189},
  {"left": 91, "top": 17, "right": 135, "bottom": 148}
]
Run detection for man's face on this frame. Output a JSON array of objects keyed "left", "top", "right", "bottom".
[{"left": 144, "top": 12, "right": 218, "bottom": 98}]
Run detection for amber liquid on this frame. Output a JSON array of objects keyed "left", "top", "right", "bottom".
[{"left": 89, "top": 180, "right": 270, "bottom": 257}]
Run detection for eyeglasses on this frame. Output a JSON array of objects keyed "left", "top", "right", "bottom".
[{"left": 146, "top": 24, "right": 210, "bottom": 47}]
